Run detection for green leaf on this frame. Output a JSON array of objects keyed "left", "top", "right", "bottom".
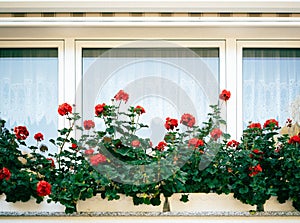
[
  {"left": 239, "top": 187, "right": 249, "bottom": 194},
  {"left": 180, "top": 194, "right": 189, "bottom": 203}
]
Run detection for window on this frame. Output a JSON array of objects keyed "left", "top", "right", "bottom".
[
  {"left": 0, "top": 41, "right": 64, "bottom": 153},
  {"left": 237, "top": 41, "right": 300, "bottom": 136},
  {"left": 77, "top": 41, "right": 225, "bottom": 145}
]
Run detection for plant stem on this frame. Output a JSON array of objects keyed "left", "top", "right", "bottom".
[{"left": 58, "top": 115, "right": 75, "bottom": 170}]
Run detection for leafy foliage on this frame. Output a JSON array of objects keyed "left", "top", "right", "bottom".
[{"left": 1, "top": 90, "right": 300, "bottom": 214}]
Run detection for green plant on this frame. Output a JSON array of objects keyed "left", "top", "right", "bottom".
[
  {"left": 1, "top": 89, "right": 300, "bottom": 214},
  {"left": 0, "top": 119, "right": 52, "bottom": 204},
  {"left": 275, "top": 133, "right": 300, "bottom": 211},
  {"left": 230, "top": 120, "right": 285, "bottom": 211}
]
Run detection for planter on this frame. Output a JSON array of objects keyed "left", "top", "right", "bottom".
[
  {"left": 77, "top": 194, "right": 163, "bottom": 212},
  {"left": 264, "top": 197, "right": 296, "bottom": 212},
  {"left": 169, "top": 193, "right": 256, "bottom": 212},
  {"left": 169, "top": 193, "right": 297, "bottom": 212},
  {"left": 0, "top": 195, "right": 65, "bottom": 213}
]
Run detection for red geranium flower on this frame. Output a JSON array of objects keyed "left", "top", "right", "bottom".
[
  {"left": 263, "top": 119, "right": 279, "bottom": 129},
  {"left": 219, "top": 89, "right": 231, "bottom": 101},
  {"left": 248, "top": 122, "right": 262, "bottom": 129},
  {"left": 90, "top": 154, "right": 107, "bottom": 166},
  {"left": 288, "top": 135, "right": 300, "bottom": 144},
  {"left": 114, "top": 90, "right": 129, "bottom": 103},
  {"left": 71, "top": 143, "right": 78, "bottom": 149},
  {"left": 210, "top": 128, "right": 222, "bottom": 140},
  {"left": 188, "top": 138, "right": 204, "bottom": 148},
  {"left": 131, "top": 140, "right": 141, "bottom": 147},
  {"left": 95, "top": 103, "right": 106, "bottom": 116},
  {"left": 134, "top": 105, "right": 146, "bottom": 115},
  {"left": 34, "top": 132, "right": 44, "bottom": 141},
  {"left": 180, "top": 113, "right": 196, "bottom": 128},
  {"left": 165, "top": 117, "right": 178, "bottom": 131},
  {"left": 46, "top": 158, "right": 55, "bottom": 168},
  {"left": 84, "top": 120, "right": 95, "bottom": 130},
  {"left": 252, "top": 149, "right": 264, "bottom": 154},
  {"left": 156, "top": 141, "right": 167, "bottom": 151},
  {"left": 0, "top": 167, "right": 11, "bottom": 181},
  {"left": 14, "top": 126, "right": 29, "bottom": 140},
  {"left": 58, "top": 103, "right": 72, "bottom": 116},
  {"left": 36, "top": 180, "right": 51, "bottom": 197},
  {"left": 249, "top": 164, "right": 263, "bottom": 177},
  {"left": 84, "top": 149, "right": 95, "bottom": 155},
  {"left": 226, "top": 140, "right": 240, "bottom": 148}
]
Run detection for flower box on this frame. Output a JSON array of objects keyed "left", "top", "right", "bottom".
[
  {"left": 264, "top": 197, "right": 296, "bottom": 212},
  {"left": 77, "top": 194, "right": 163, "bottom": 212},
  {"left": 0, "top": 195, "right": 65, "bottom": 213},
  {"left": 169, "top": 194, "right": 296, "bottom": 212},
  {"left": 168, "top": 193, "right": 256, "bottom": 212}
]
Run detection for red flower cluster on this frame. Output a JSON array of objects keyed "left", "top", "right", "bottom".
[
  {"left": 226, "top": 140, "right": 240, "bottom": 148},
  {"left": 0, "top": 167, "right": 11, "bottom": 181},
  {"left": 114, "top": 90, "right": 129, "bottom": 103},
  {"left": 210, "top": 128, "right": 222, "bottom": 141},
  {"left": 34, "top": 132, "right": 44, "bottom": 141},
  {"left": 248, "top": 122, "right": 262, "bottom": 129},
  {"left": 156, "top": 141, "right": 167, "bottom": 151},
  {"left": 164, "top": 117, "right": 178, "bottom": 131},
  {"left": 134, "top": 105, "right": 146, "bottom": 115},
  {"left": 219, "top": 89, "right": 231, "bottom": 101},
  {"left": 131, "top": 140, "right": 141, "bottom": 147},
  {"left": 95, "top": 103, "right": 106, "bottom": 116},
  {"left": 252, "top": 149, "right": 264, "bottom": 154},
  {"left": 36, "top": 180, "right": 51, "bottom": 197},
  {"left": 250, "top": 149, "right": 264, "bottom": 159},
  {"left": 90, "top": 154, "right": 107, "bottom": 166},
  {"left": 180, "top": 113, "right": 196, "bottom": 128},
  {"left": 14, "top": 126, "right": 29, "bottom": 140},
  {"left": 46, "top": 158, "right": 55, "bottom": 168},
  {"left": 188, "top": 138, "right": 204, "bottom": 149},
  {"left": 84, "top": 148, "right": 95, "bottom": 155},
  {"left": 71, "top": 143, "right": 78, "bottom": 149},
  {"left": 249, "top": 164, "right": 263, "bottom": 177},
  {"left": 84, "top": 120, "right": 95, "bottom": 130},
  {"left": 263, "top": 119, "right": 279, "bottom": 129},
  {"left": 58, "top": 103, "right": 72, "bottom": 116},
  {"left": 288, "top": 135, "right": 300, "bottom": 144}
]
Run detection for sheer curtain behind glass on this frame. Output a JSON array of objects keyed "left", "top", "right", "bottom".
[
  {"left": 243, "top": 48, "right": 300, "bottom": 127},
  {"left": 82, "top": 47, "right": 219, "bottom": 145},
  {"left": 0, "top": 48, "right": 58, "bottom": 152}
]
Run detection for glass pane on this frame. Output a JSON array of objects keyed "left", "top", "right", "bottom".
[
  {"left": 0, "top": 48, "right": 58, "bottom": 153},
  {"left": 82, "top": 47, "right": 219, "bottom": 145},
  {"left": 243, "top": 48, "right": 300, "bottom": 127}
]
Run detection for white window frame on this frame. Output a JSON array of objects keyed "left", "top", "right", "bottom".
[
  {"left": 0, "top": 40, "right": 66, "bottom": 128},
  {"left": 236, "top": 40, "right": 300, "bottom": 138}
]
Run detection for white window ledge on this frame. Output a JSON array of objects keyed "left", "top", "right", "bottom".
[{"left": 0, "top": 0, "right": 300, "bottom": 13}]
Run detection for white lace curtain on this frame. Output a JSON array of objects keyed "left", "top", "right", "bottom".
[
  {"left": 82, "top": 47, "right": 220, "bottom": 145},
  {"left": 0, "top": 48, "right": 58, "bottom": 147},
  {"left": 243, "top": 48, "right": 300, "bottom": 127}
]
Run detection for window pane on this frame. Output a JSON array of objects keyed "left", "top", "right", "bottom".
[
  {"left": 82, "top": 47, "right": 219, "bottom": 145},
  {"left": 0, "top": 48, "right": 58, "bottom": 153},
  {"left": 243, "top": 48, "right": 300, "bottom": 127}
]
